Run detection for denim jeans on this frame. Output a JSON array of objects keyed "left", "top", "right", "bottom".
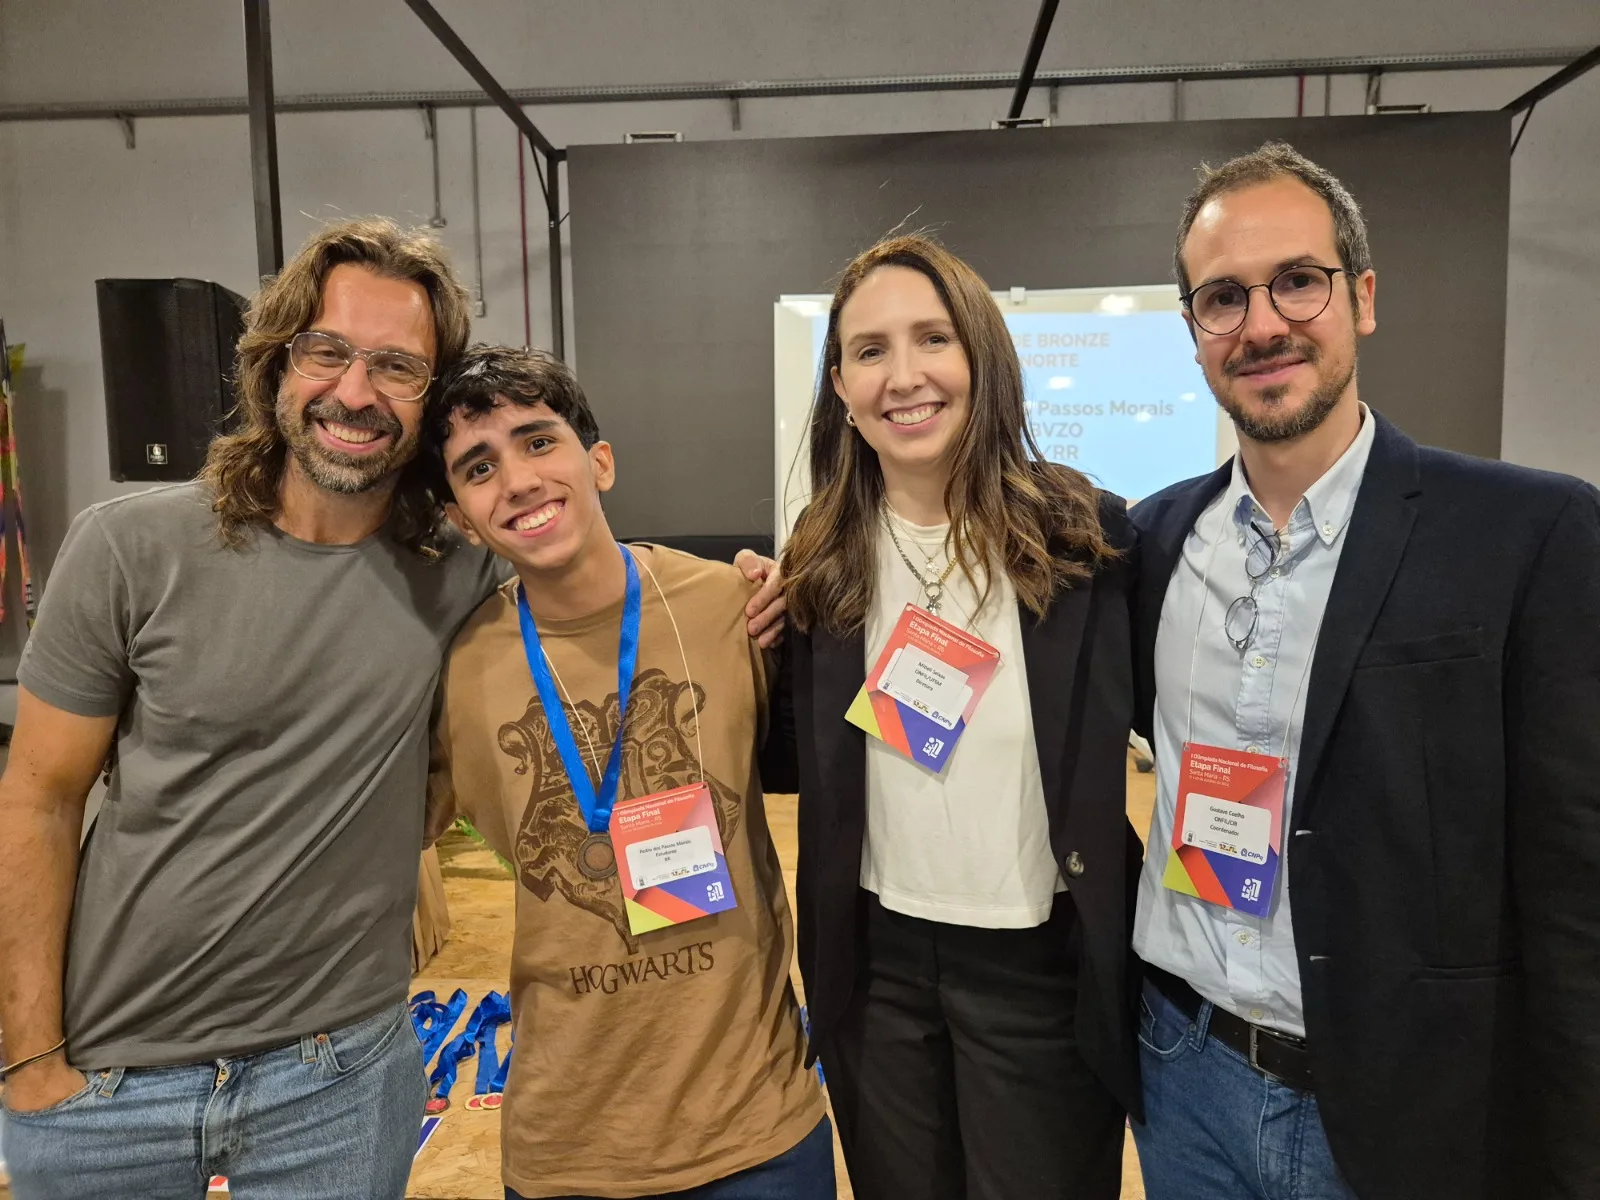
[
  {"left": 1131, "top": 981, "right": 1358, "bottom": 1200},
  {"left": 508, "top": 1116, "right": 837, "bottom": 1200},
  {"left": 2, "top": 1000, "right": 427, "bottom": 1200}
]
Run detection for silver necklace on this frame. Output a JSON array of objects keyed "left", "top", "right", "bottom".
[{"left": 885, "top": 513, "right": 956, "bottom": 616}]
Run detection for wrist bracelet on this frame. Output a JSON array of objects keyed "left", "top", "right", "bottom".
[{"left": 0, "top": 1038, "right": 67, "bottom": 1080}]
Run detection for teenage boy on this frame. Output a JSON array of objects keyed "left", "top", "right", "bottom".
[{"left": 423, "top": 345, "right": 832, "bottom": 1200}]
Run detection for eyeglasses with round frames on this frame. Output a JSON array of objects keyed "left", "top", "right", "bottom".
[
  {"left": 1224, "top": 523, "right": 1284, "bottom": 652},
  {"left": 1181, "top": 265, "right": 1351, "bottom": 337},
  {"left": 286, "top": 331, "right": 433, "bottom": 402}
]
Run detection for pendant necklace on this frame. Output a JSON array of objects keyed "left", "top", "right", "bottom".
[{"left": 885, "top": 511, "right": 957, "bottom": 617}]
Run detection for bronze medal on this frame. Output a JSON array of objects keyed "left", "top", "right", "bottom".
[{"left": 577, "top": 831, "right": 617, "bottom": 880}]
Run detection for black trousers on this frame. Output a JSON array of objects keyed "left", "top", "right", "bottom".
[{"left": 822, "top": 890, "right": 1123, "bottom": 1200}]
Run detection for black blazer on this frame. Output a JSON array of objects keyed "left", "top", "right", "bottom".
[
  {"left": 777, "top": 492, "right": 1144, "bottom": 1118},
  {"left": 1132, "top": 413, "right": 1600, "bottom": 1200}
]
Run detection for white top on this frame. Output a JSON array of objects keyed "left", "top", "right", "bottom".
[{"left": 859, "top": 506, "right": 1063, "bottom": 928}]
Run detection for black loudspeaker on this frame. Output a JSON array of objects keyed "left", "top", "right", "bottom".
[{"left": 96, "top": 278, "right": 248, "bottom": 482}]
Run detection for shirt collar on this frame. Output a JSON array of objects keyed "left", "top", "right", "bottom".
[{"left": 1227, "top": 403, "right": 1376, "bottom": 547}]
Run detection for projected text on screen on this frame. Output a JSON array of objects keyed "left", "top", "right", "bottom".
[{"left": 773, "top": 285, "right": 1233, "bottom": 547}]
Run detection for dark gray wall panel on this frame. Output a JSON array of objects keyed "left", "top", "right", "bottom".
[{"left": 569, "top": 114, "right": 1509, "bottom": 539}]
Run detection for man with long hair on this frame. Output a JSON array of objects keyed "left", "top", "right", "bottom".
[
  {"left": 1131, "top": 142, "right": 1600, "bottom": 1200},
  {"left": 0, "top": 218, "right": 783, "bottom": 1199}
]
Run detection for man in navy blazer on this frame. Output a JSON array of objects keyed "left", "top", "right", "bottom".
[{"left": 1128, "top": 141, "right": 1600, "bottom": 1200}]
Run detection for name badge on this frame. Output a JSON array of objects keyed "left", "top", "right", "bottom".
[
  {"left": 846, "top": 604, "right": 1001, "bottom": 772},
  {"left": 1162, "top": 742, "right": 1287, "bottom": 918},
  {"left": 610, "top": 781, "right": 737, "bottom": 935},
  {"left": 878, "top": 644, "right": 974, "bottom": 731}
]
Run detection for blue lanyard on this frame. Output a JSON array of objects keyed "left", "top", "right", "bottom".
[
  {"left": 410, "top": 988, "right": 469, "bottom": 1067},
  {"left": 471, "top": 992, "right": 514, "bottom": 1095},
  {"left": 515, "top": 544, "right": 642, "bottom": 834},
  {"left": 428, "top": 990, "right": 511, "bottom": 1100}
]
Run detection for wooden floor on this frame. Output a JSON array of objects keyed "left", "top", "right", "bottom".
[
  {"left": 405, "top": 753, "right": 1157, "bottom": 1200},
  {"left": 0, "top": 756, "right": 1158, "bottom": 1200}
]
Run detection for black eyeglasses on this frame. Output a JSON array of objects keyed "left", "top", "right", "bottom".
[
  {"left": 1225, "top": 524, "right": 1282, "bottom": 652},
  {"left": 1181, "top": 265, "right": 1350, "bottom": 337},
  {"left": 286, "top": 331, "right": 434, "bottom": 403}
]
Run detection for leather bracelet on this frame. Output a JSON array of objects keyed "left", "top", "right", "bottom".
[{"left": 0, "top": 1038, "right": 67, "bottom": 1080}]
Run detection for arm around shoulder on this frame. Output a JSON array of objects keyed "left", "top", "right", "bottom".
[
  {"left": 757, "top": 636, "right": 801, "bottom": 796},
  {"left": 424, "top": 673, "right": 463, "bottom": 848},
  {"left": 1097, "top": 489, "right": 1139, "bottom": 562}
]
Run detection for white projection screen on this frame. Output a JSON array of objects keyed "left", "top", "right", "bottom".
[{"left": 774, "top": 284, "right": 1237, "bottom": 549}]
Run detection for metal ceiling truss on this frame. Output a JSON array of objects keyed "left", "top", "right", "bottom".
[
  {"left": 25, "top": 10, "right": 1595, "bottom": 350},
  {"left": 2, "top": 47, "right": 1589, "bottom": 123}
]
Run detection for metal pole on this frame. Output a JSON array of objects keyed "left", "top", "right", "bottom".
[
  {"left": 546, "top": 149, "right": 565, "bottom": 360},
  {"left": 1503, "top": 43, "right": 1600, "bottom": 114},
  {"left": 469, "top": 106, "right": 485, "bottom": 316},
  {"left": 423, "top": 104, "right": 446, "bottom": 227},
  {"left": 402, "top": 0, "right": 558, "bottom": 161},
  {"left": 242, "top": 0, "right": 282, "bottom": 276},
  {"left": 1006, "top": 0, "right": 1061, "bottom": 120}
]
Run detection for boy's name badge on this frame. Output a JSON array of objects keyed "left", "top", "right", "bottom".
[
  {"left": 609, "top": 781, "right": 737, "bottom": 935},
  {"left": 846, "top": 604, "right": 1001, "bottom": 773},
  {"left": 1162, "top": 743, "right": 1288, "bottom": 919}
]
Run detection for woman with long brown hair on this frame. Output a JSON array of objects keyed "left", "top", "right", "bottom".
[{"left": 781, "top": 235, "right": 1141, "bottom": 1199}]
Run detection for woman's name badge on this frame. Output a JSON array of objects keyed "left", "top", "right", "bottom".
[
  {"left": 1162, "top": 742, "right": 1288, "bottom": 919},
  {"left": 845, "top": 604, "right": 1001, "bottom": 772},
  {"left": 610, "top": 781, "right": 737, "bottom": 935}
]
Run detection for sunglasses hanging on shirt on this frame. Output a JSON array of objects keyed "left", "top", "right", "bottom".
[{"left": 1224, "top": 524, "right": 1284, "bottom": 652}]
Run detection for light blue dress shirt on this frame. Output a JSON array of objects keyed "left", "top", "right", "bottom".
[{"left": 1133, "top": 407, "right": 1376, "bottom": 1037}]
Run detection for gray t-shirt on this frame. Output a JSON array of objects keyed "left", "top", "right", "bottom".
[{"left": 18, "top": 482, "right": 502, "bottom": 1069}]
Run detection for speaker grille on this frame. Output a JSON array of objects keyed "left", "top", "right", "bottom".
[{"left": 96, "top": 278, "right": 247, "bottom": 482}]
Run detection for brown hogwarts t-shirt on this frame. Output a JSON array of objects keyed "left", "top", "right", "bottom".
[{"left": 429, "top": 545, "right": 825, "bottom": 1199}]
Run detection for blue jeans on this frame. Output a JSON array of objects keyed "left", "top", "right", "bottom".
[
  {"left": 1, "top": 1001, "right": 427, "bottom": 1200},
  {"left": 509, "top": 1116, "right": 837, "bottom": 1200},
  {"left": 1131, "top": 981, "right": 1357, "bottom": 1200}
]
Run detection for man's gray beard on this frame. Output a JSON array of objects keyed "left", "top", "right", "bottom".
[
  {"left": 285, "top": 436, "right": 399, "bottom": 494},
  {"left": 276, "top": 391, "right": 414, "bottom": 494},
  {"left": 1220, "top": 358, "right": 1356, "bottom": 444}
]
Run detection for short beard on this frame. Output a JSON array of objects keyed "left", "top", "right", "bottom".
[
  {"left": 276, "top": 388, "right": 416, "bottom": 495},
  {"left": 1218, "top": 336, "right": 1354, "bottom": 445}
]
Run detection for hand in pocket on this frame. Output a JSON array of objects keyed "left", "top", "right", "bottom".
[{"left": 3, "top": 1059, "right": 89, "bottom": 1114}]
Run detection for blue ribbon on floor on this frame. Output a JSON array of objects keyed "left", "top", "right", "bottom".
[
  {"left": 470, "top": 992, "right": 513, "bottom": 1094},
  {"left": 428, "top": 1016, "right": 477, "bottom": 1102},
  {"left": 429, "top": 990, "right": 513, "bottom": 1102},
  {"left": 409, "top": 989, "right": 468, "bottom": 1069}
]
